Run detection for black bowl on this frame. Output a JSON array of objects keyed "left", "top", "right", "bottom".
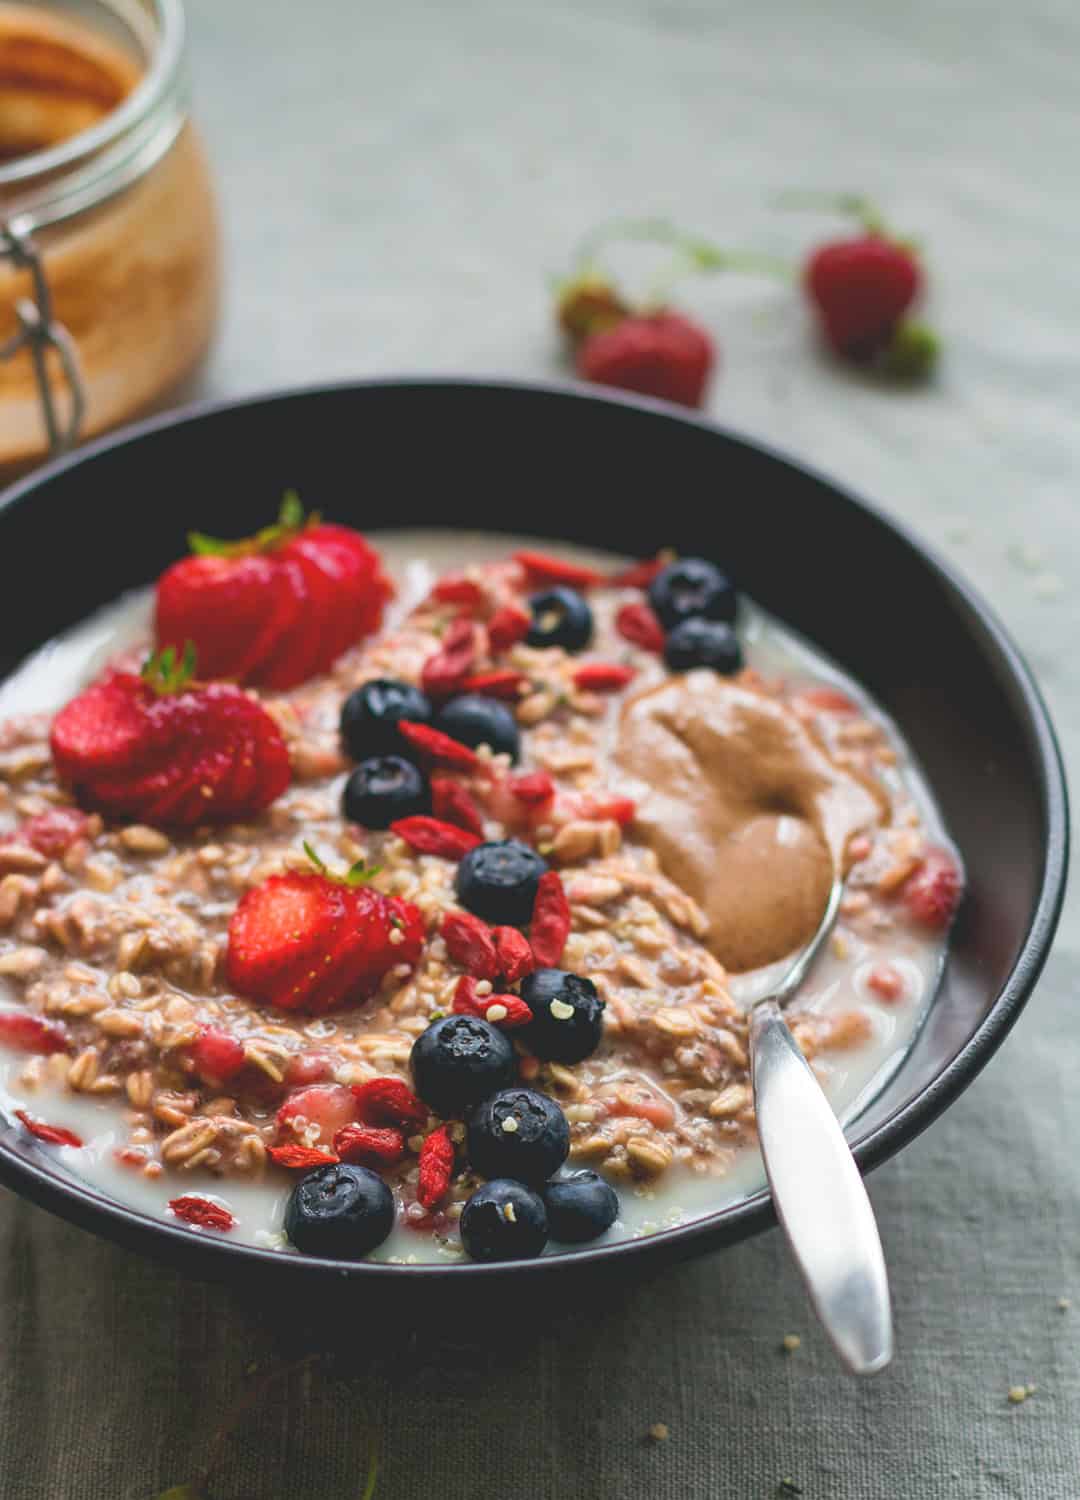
[{"left": 0, "top": 379, "right": 1068, "bottom": 1301}]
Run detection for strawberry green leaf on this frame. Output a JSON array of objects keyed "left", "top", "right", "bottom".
[
  {"left": 279, "top": 489, "right": 304, "bottom": 529},
  {"left": 141, "top": 642, "right": 198, "bottom": 696},
  {"left": 302, "top": 840, "right": 329, "bottom": 877},
  {"left": 345, "top": 859, "right": 382, "bottom": 887},
  {"left": 187, "top": 491, "right": 317, "bottom": 560}
]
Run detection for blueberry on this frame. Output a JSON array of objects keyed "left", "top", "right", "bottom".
[
  {"left": 460, "top": 1178, "right": 548, "bottom": 1262},
  {"left": 435, "top": 694, "right": 520, "bottom": 762},
  {"left": 468, "top": 1087, "right": 570, "bottom": 1185},
  {"left": 648, "top": 557, "right": 737, "bottom": 630},
  {"left": 340, "top": 678, "right": 432, "bottom": 759},
  {"left": 527, "top": 587, "right": 593, "bottom": 653},
  {"left": 456, "top": 839, "right": 548, "bottom": 926},
  {"left": 520, "top": 969, "right": 606, "bottom": 1063},
  {"left": 284, "top": 1163, "right": 394, "bottom": 1258},
  {"left": 664, "top": 618, "right": 744, "bottom": 675},
  {"left": 543, "top": 1169, "right": 620, "bottom": 1243},
  {"left": 410, "top": 1014, "right": 516, "bottom": 1118},
  {"left": 343, "top": 755, "right": 430, "bottom": 829}
]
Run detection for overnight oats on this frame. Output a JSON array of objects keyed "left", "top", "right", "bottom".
[{"left": 0, "top": 505, "right": 963, "bottom": 1263}]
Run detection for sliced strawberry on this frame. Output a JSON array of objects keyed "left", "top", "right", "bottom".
[
  {"left": 901, "top": 847, "right": 962, "bottom": 931},
  {"left": 255, "top": 558, "right": 313, "bottom": 691},
  {"left": 0, "top": 1012, "right": 69, "bottom": 1055},
  {"left": 227, "top": 870, "right": 421, "bottom": 1013},
  {"left": 191, "top": 1026, "right": 246, "bottom": 1084},
  {"left": 226, "top": 872, "right": 339, "bottom": 997},
  {"left": 50, "top": 675, "right": 148, "bottom": 779},
  {"left": 277, "top": 1083, "right": 358, "bottom": 1147},
  {"left": 156, "top": 553, "right": 283, "bottom": 682}
]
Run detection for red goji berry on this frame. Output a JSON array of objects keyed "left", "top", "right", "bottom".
[
  {"left": 0, "top": 1012, "right": 69, "bottom": 1055},
  {"left": 352, "top": 1076, "right": 428, "bottom": 1132},
  {"left": 421, "top": 617, "right": 479, "bottom": 699},
  {"left": 391, "top": 815, "right": 482, "bottom": 859},
  {"left": 460, "top": 669, "right": 528, "bottom": 700},
  {"left": 615, "top": 601, "right": 665, "bottom": 653},
  {"left": 441, "top": 909, "right": 499, "bottom": 980},
  {"left": 417, "top": 1124, "right": 456, "bottom": 1210},
  {"left": 508, "top": 770, "right": 555, "bottom": 805},
  {"left": 452, "top": 977, "right": 533, "bottom": 1029},
  {"left": 14, "top": 1109, "right": 82, "bottom": 1147},
  {"left": 168, "top": 1195, "right": 235, "bottom": 1231},
  {"left": 514, "top": 550, "right": 605, "bottom": 589},
  {"left": 529, "top": 870, "right": 571, "bottom": 968},
  {"left": 268, "top": 1143, "right": 340, "bottom": 1169},
  {"left": 397, "top": 721, "right": 482, "bottom": 772},
  {"left": 487, "top": 603, "right": 532, "bottom": 652},
  {"left": 333, "top": 1124, "right": 406, "bottom": 1167},
  {"left": 572, "top": 662, "right": 636, "bottom": 692},
  {"left": 492, "top": 925, "right": 535, "bottom": 984},
  {"left": 431, "top": 775, "right": 486, "bottom": 837},
  {"left": 607, "top": 554, "right": 671, "bottom": 589},
  {"left": 431, "top": 574, "right": 486, "bottom": 611},
  {"left": 575, "top": 794, "right": 637, "bottom": 826}
]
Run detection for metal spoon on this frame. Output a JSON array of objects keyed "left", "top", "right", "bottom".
[{"left": 743, "top": 876, "right": 894, "bottom": 1375}]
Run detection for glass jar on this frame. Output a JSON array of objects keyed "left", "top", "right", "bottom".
[{"left": 0, "top": 0, "right": 219, "bottom": 478}]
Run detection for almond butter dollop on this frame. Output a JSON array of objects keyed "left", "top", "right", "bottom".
[{"left": 616, "top": 671, "right": 888, "bottom": 972}]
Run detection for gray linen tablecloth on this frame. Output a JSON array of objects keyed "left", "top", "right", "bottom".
[{"left": 2, "top": 1, "right": 1078, "bottom": 1495}]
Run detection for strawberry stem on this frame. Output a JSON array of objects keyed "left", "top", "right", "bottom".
[
  {"left": 575, "top": 217, "right": 791, "bottom": 282},
  {"left": 774, "top": 190, "right": 886, "bottom": 235},
  {"left": 188, "top": 490, "right": 318, "bottom": 559},
  {"left": 141, "top": 640, "right": 197, "bottom": 695},
  {"left": 302, "top": 841, "right": 382, "bottom": 887}
]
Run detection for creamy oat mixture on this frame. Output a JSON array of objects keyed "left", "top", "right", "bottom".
[{"left": 0, "top": 532, "right": 955, "bottom": 1261}]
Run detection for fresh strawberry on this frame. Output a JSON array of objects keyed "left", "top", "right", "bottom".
[
  {"left": 155, "top": 493, "right": 391, "bottom": 690},
  {"left": 276, "top": 1083, "right": 358, "bottom": 1147},
  {"left": 226, "top": 850, "right": 423, "bottom": 1014},
  {"left": 190, "top": 1026, "right": 246, "bottom": 1085},
  {"left": 578, "top": 312, "right": 714, "bottom": 407},
  {"left": 901, "top": 847, "right": 962, "bottom": 931},
  {"left": 50, "top": 647, "right": 290, "bottom": 827},
  {"left": 0, "top": 1012, "right": 69, "bottom": 1055},
  {"left": 805, "top": 235, "right": 921, "bottom": 360}
]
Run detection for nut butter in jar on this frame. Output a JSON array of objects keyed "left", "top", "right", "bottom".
[{"left": 0, "top": 0, "right": 219, "bottom": 478}]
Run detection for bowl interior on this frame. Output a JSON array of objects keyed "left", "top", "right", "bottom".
[{"left": 0, "top": 380, "right": 1067, "bottom": 1287}]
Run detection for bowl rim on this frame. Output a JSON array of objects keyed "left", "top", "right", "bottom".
[{"left": 0, "top": 375, "right": 1069, "bottom": 1283}]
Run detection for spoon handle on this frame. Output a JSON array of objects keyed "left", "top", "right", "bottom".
[{"left": 749, "top": 999, "right": 894, "bottom": 1375}]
